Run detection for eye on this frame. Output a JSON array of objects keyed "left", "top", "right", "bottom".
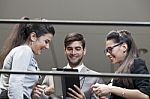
[
  {"left": 75, "top": 47, "right": 81, "bottom": 51},
  {"left": 45, "top": 40, "right": 50, "bottom": 44},
  {"left": 107, "top": 47, "right": 113, "bottom": 52},
  {"left": 104, "top": 47, "right": 113, "bottom": 53},
  {"left": 66, "top": 47, "right": 72, "bottom": 51}
]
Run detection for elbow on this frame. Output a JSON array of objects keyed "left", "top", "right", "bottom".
[
  {"left": 140, "top": 92, "right": 149, "bottom": 99},
  {"left": 143, "top": 95, "right": 149, "bottom": 99}
]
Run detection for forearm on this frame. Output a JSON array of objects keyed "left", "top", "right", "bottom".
[
  {"left": 110, "top": 86, "right": 149, "bottom": 99},
  {"left": 42, "top": 76, "right": 54, "bottom": 96}
]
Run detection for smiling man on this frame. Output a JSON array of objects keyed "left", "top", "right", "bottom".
[
  {"left": 32, "top": 32, "right": 104, "bottom": 99},
  {"left": 63, "top": 32, "right": 104, "bottom": 99}
]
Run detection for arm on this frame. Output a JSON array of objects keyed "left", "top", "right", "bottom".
[
  {"left": 132, "top": 58, "right": 150, "bottom": 96},
  {"left": 32, "top": 85, "right": 47, "bottom": 99},
  {"left": 110, "top": 85, "right": 149, "bottom": 99},
  {"left": 8, "top": 47, "right": 32, "bottom": 99},
  {"left": 91, "top": 74, "right": 105, "bottom": 99},
  {"left": 92, "top": 83, "right": 149, "bottom": 99},
  {"left": 92, "top": 58, "right": 150, "bottom": 99},
  {"left": 42, "top": 75, "right": 54, "bottom": 96},
  {"left": 32, "top": 75, "right": 54, "bottom": 98}
]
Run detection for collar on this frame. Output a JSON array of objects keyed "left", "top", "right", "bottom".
[{"left": 65, "top": 63, "right": 84, "bottom": 72}]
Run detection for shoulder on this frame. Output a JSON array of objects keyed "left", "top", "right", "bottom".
[
  {"left": 81, "top": 66, "right": 101, "bottom": 74},
  {"left": 131, "top": 58, "right": 149, "bottom": 74},
  {"left": 6, "top": 45, "right": 31, "bottom": 56},
  {"left": 134, "top": 58, "right": 145, "bottom": 63},
  {"left": 9, "top": 45, "right": 33, "bottom": 59},
  {"left": 133, "top": 58, "right": 146, "bottom": 68},
  {"left": 15, "top": 45, "right": 32, "bottom": 51},
  {"left": 13, "top": 45, "right": 32, "bottom": 53},
  {"left": 81, "top": 66, "right": 104, "bottom": 82}
]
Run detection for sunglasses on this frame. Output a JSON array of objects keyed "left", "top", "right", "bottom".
[{"left": 104, "top": 42, "right": 123, "bottom": 54}]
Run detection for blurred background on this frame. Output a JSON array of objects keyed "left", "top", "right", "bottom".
[{"left": 0, "top": 0, "right": 150, "bottom": 74}]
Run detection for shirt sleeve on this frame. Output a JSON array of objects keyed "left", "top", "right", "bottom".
[
  {"left": 42, "top": 75, "right": 54, "bottom": 86},
  {"left": 131, "top": 58, "right": 150, "bottom": 96},
  {"left": 91, "top": 72, "right": 104, "bottom": 99},
  {"left": 8, "top": 47, "right": 33, "bottom": 99}
]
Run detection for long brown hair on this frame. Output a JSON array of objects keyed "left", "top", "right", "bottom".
[
  {"left": 106, "top": 30, "right": 139, "bottom": 86},
  {"left": 0, "top": 17, "right": 55, "bottom": 68}
]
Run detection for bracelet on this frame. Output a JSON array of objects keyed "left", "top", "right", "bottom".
[{"left": 122, "top": 88, "right": 125, "bottom": 98}]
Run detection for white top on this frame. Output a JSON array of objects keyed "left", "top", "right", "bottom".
[
  {"left": 64, "top": 63, "right": 84, "bottom": 72},
  {"left": 0, "top": 45, "right": 40, "bottom": 99}
]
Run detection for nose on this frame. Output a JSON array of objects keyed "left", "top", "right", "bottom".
[
  {"left": 105, "top": 52, "right": 111, "bottom": 57},
  {"left": 45, "top": 44, "right": 49, "bottom": 49},
  {"left": 71, "top": 49, "right": 77, "bottom": 54}
]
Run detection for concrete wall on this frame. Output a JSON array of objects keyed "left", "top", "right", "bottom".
[{"left": 0, "top": 0, "right": 150, "bottom": 73}]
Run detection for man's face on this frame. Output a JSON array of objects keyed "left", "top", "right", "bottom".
[{"left": 65, "top": 41, "right": 86, "bottom": 67}]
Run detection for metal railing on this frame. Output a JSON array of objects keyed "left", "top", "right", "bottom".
[
  {"left": 0, "top": 19, "right": 150, "bottom": 26},
  {"left": 0, "top": 18, "right": 150, "bottom": 78},
  {"left": 0, "top": 70, "right": 150, "bottom": 78}
]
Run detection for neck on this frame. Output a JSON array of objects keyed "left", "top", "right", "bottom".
[{"left": 69, "top": 62, "right": 82, "bottom": 68}]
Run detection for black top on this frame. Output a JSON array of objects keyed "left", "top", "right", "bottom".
[{"left": 110, "top": 58, "right": 150, "bottom": 99}]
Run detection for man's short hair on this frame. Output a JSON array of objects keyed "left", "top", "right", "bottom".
[{"left": 64, "top": 32, "right": 85, "bottom": 49}]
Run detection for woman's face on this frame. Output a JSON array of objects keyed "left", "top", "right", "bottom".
[
  {"left": 31, "top": 33, "right": 53, "bottom": 55},
  {"left": 104, "top": 40, "right": 127, "bottom": 64}
]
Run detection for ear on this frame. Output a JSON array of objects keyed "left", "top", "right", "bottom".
[
  {"left": 30, "top": 32, "right": 37, "bottom": 42},
  {"left": 121, "top": 43, "right": 128, "bottom": 53},
  {"left": 83, "top": 47, "right": 86, "bottom": 55},
  {"left": 64, "top": 47, "right": 67, "bottom": 55}
]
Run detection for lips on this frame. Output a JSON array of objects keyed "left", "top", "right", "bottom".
[
  {"left": 38, "top": 49, "right": 44, "bottom": 55},
  {"left": 40, "top": 48, "right": 46, "bottom": 53},
  {"left": 70, "top": 56, "right": 77, "bottom": 60}
]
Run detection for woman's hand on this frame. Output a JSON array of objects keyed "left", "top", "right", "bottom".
[
  {"left": 91, "top": 83, "right": 111, "bottom": 97},
  {"left": 44, "top": 85, "right": 54, "bottom": 96},
  {"left": 32, "top": 85, "right": 46, "bottom": 99}
]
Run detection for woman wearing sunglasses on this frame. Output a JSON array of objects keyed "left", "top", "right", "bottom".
[{"left": 91, "top": 30, "right": 150, "bottom": 99}]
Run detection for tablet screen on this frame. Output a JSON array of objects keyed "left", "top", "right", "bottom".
[{"left": 52, "top": 68, "right": 80, "bottom": 98}]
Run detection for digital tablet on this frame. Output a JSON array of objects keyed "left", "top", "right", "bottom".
[{"left": 52, "top": 68, "right": 80, "bottom": 98}]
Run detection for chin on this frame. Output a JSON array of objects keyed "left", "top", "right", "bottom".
[
  {"left": 70, "top": 61, "right": 77, "bottom": 64},
  {"left": 110, "top": 60, "right": 115, "bottom": 64},
  {"left": 38, "top": 52, "right": 42, "bottom": 55},
  {"left": 112, "top": 61, "right": 118, "bottom": 64},
  {"left": 35, "top": 52, "right": 41, "bottom": 55}
]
